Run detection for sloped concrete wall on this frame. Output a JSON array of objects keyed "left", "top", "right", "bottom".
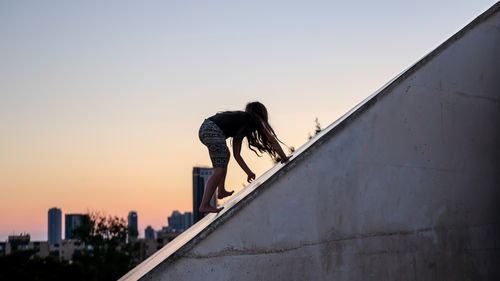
[{"left": 143, "top": 7, "right": 500, "bottom": 281}]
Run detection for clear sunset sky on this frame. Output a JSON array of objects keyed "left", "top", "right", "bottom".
[{"left": 1, "top": 0, "right": 496, "bottom": 240}]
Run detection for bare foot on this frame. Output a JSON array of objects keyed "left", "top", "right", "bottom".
[
  {"left": 199, "top": 205, "right": 224, "bottom": 214},
  {"left": 217, "top": 189, "right": 234, "bottom": 199}
]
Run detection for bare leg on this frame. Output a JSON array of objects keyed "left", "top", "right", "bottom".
[
  {"left": 217, "top": 151, "right": 234, "bottom": 199},
  {"left": 217, "top": 167, "right": 234, "bottom": 199},
  {"left": 199, "top": 167, "right": 225, "bottom": 213}
]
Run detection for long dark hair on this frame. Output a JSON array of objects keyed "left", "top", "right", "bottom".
[{"left": 244, "top": 101, "right": 281, "bottom": 159}]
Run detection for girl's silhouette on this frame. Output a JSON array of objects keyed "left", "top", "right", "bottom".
[{"left": 198, "top": 101, "right": 290, "bottom": 213}]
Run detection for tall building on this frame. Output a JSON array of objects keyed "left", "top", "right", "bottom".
[
  {"left": 48, "top": 207, "right": 62, "bottom": 245},
  {"left": 168, "top": 211, "right": 183, "bottom": 231},
  {"left": 192, "top": 167, "right": 216, "bottom": 224},
  {"left": 183, "top": 212, "right": 193, "bottom": 229},
  {"left": 128, "top": 211, "right": 138, "bottom": 240},
  {"left": 145, "top": 226, "right": 155, "bottom": 240},
  {"left": 65, "top": 214, "right": 83, "bottom": 239}
]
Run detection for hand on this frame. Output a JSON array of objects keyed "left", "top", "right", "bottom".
[
  {"left": 247, "top": 171, "right": 256, "bottom": 183},
  {"left": 280, "top": 155, "right": 291, "bottom": 164}
]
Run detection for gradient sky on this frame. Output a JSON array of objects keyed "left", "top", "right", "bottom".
[{"left": 0, "top": 0, "right": 496, "bottom": 240}]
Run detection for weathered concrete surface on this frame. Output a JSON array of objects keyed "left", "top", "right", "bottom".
[{"left": 121, "top": 3, "right": 500, "bottom": 280}]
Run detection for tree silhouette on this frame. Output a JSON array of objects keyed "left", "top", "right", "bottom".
[
  {"left": 0, "top": 214, "right": 138, "bottom": 281},
  {"left": 72, "top": 212, "right": 138, "bottom": 281},
  {"left": 308, "top": 117, "right": 322, "bottom": 140}
]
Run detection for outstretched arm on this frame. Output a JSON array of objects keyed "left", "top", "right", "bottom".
[
  {"left": 260, "top": 122, "right": 289, "bottom": 163},
  {"left": 233, "top": 138, "right": 256, "bottom": 182}
]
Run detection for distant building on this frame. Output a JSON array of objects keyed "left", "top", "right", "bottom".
[
  {"left": 29, "top": 241, "right": 49, "bottom": 258},
  {"left": 7, "top": 234, "right": 30, "bottom": 252},
  {"left": 65, "top": 214, "right": 83, "bottom": 239},
  {"left": 48, "top": 207, "right": 62, "bottom": 245},
  {"left": 3, "top": 235, "right": 49, "bottom": 257},
  {"left": 49, "top": 243, "right": 60, "bottom": 257},
  {"left": 138, "top": 238, "right": 158, "bottom": 261},
  {"left": 183, "top": 212, "right": 192, "bottom": 229},
  {"left": 128, "top": 211, "right": 138, "bottom": 240},
  {"left": 156, "top": 230, "right": 181, "bottom": 249},
  {"left": 168, "top": 211, "right": 183, "bottom": 231},
  {"left": 0, "top": 242, "right": 6, "bottom": 255},
  {"left": 167, "top": 211, "right": 193, "bottom": 231},
  {"left": 193, "top": 167, "right": 216, "bottom": 223},
  {"left": 145, "top": 226, "right": 155, "bottom": 240},
  {"left": 59, "top": 239, "right": 83, "bottom": 261}
]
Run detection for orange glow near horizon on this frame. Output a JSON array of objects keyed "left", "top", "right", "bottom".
[{"left": 0, "top": 114, "right": 329, "bottom": 240}]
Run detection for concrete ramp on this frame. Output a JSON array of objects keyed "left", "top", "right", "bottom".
[{"left": 121, "top": 3, "right": 500, "bottom": 280}]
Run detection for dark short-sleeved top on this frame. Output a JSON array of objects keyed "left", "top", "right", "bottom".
[{"left": 208, "top": 111, "right": 257, "bottom": 139}]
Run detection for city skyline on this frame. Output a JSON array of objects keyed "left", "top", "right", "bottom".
[
  {"left": 8, "top": 205, "right": 195, "bottom": 243},
  {"left": 1, "top": 0, "right": 496, "bottom": 240},
  {"left": 7, "top": 167, "right": 209, "bottom": 241}
]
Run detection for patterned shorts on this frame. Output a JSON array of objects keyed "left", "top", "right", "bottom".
[{"left": 199, "top": 119, "right": 229, "bottom": 167}]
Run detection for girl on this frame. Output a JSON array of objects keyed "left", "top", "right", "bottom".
[{"left": 198, "top": 101, "right": 290, "bottom": 213}]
